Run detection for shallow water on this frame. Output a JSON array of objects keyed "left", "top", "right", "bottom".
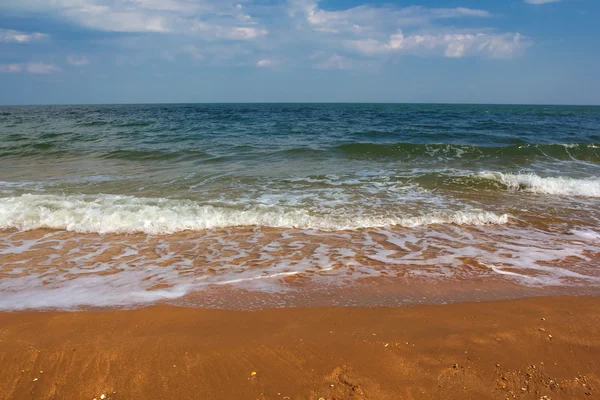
[{"left": 1, "top": 104, "right": 599, "bottom": 310}]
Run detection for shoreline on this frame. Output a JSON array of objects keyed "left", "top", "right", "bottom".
[
  {"left": 3, "top": 225, "right": 600, "bottom": 311},
  {"left": 1, "top": 296, "right": 598, "bottom": 399}
]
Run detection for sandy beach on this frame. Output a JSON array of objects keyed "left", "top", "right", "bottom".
[
  {"left": 1, "top": 0, "right": 599, "bottom": 396},
  {"left": 2, "top": 105, "right": 600, "bottom": 400},
  {"left": 0, "top": 296, "right": 598, "bottom": 400}
]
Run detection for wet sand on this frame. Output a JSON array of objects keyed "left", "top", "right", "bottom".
[
  {"left": 3, "top": 227, "right": 600, "bottom": 310},
  {"left": 0, "top": 296, "right": 599, "bottom": 400}
]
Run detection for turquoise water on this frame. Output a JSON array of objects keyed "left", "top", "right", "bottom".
[{"left": 0, "top": 104, "right": 599, "bottom": 310}]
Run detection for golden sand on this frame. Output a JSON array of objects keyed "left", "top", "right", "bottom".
[{"left": 0, "top": 296, "right": 598, "bottom": 400}]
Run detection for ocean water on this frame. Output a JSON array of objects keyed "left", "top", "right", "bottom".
[{"left": 1, "top": 103, "right": 600, "bottom": 310}]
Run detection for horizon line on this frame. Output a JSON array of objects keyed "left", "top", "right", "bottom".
[{"left": 1, "top": 101, "right": 599, "bottom": 107}]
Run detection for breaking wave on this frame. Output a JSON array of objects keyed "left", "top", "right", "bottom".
[
  {"left": 480, "top": 172, "right": 600, "bottom": 197},
  {"left": 334, "top": 142, "right": 600, "bottom": 161},
  {"left": 0, "top": 194, "right": 509, "bottom": 234}
]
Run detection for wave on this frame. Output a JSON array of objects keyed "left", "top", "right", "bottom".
[
  {"left": 0, "top": 194, "right": 509, "bottom": 234},
  {"left": 334, "top": 142, "right": 600, "bottom": 161},
  {"left": 73, "top": 121, "right": 109, "bottom": 127},
  {"left": 0, "top": 142, "right": 61, "bottom": 155},
  {"left": 102, "top": 149, "right": 210, "bottom": 161},
  {"left": 0, "top": 146, "right": 212, "bottom": 161},
  {"left": 480, "top": 172, "right": 600, "bottom": 197},
  {"left": 2, "top": 140, "right": 599, "bottom": 163}
]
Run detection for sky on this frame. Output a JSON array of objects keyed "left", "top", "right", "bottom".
[{"left": 0, "top": 0, "right": 598, "bottom": 105}]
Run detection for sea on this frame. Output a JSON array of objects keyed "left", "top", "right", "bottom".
[{"left": 1, "top": 103, "right": 599, "bottom": 310}]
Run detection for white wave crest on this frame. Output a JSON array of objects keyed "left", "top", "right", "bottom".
[
  {"left": 0, "top": 194, "right": 508, "bottom": 234},
  {"left": 480, "top": 172, "right": 600, "bottom": 197}
]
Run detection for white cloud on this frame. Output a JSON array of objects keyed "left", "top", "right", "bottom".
[
  {"left": 430, "top": 7, "right": 492, "bottom": 18},
  {"left": 0, "top": 62, "right": 61, "bottom": 74},
  {"left": 289, "top": 0, "right": 491, "bottom": 35},
  {"left": 61, "top": 3, "right": 169, "bottom": 32},
  {"left": 0, "top": 1, "right": 530, "bottom": 69},
  {"left": 26, "top": 62, "right": 61, "bottom": 74},
  {"left": 0, "top": 29, "right": 48, "bottom": 43},
  {"left": 347, "top": 30, "right": 526, "bottom": 59},
  {"left": 312, "top": 53, "right": 350, "bottom": 70},
  {"left": 0, "top": 64, "right": 22, "bottom": 72},
  {"left": 0, "top": 1, "right": 267, "bottom": 37},
  {"left": 67, "top": 55, "right": 90, "bottom": 66},
  {"left": 284, "top": 1, "right": 527, "bottom": 64},
  {"left": 126, "top": 0, "right": 201, "bottom": 13},
  {"left": 525, "top": 0, "right": 561, "bottom": 4},
  {"left": 192, "top": 24, "right": 267, "bottom": 40},
  {"left": 256, "top": 59, "right": 274, "bottom": 67},
  {"left": 227, "top": 27, "right": 268, "bottom": 40},
  {"left": 0, "top": 0, "right": 175, "bottom": 32}
]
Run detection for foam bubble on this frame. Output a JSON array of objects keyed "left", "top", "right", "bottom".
[{"left": 570, "top": 229, "right": 600, "bottom": 241}]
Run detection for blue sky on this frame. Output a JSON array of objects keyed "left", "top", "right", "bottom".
[{"left": 0, "top": 0, "right": 598, "bottom": 105}]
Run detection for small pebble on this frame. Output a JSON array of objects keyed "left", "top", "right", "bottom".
[
  {"left": 33, "top": 378, "right": 38, "bottom": 382},
  {"left": 250, "top": 371, "right": 257, "bottom": 377}
]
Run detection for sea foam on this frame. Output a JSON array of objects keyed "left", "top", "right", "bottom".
[
  {"left": 0, "top": 194, "right": 509, "bottom": 234},
  {"left": 1, "top": 224, "right": 599, "bottom": 310},
  {"left": 480, "top": 172, "right": 600, "bottom": 197}
]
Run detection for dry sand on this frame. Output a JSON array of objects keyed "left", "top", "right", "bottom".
[{"left": 0, "top": 296, "right": 598, "bottom": 400}]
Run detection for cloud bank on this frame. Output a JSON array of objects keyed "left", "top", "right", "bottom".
[{"left": 0, "top": 0, "right": 530, "bottom": 71}]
